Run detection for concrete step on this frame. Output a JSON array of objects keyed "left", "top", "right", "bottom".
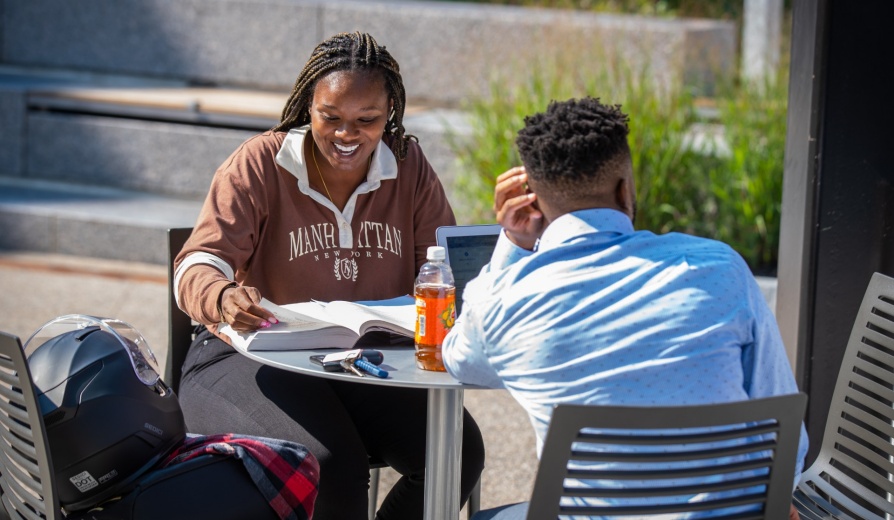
[
  {"left": 0, "top": 176, "right": 201, "bottom": 265},
  {"left": 2, "top": 66, "right": 471, "bottom": 201}
]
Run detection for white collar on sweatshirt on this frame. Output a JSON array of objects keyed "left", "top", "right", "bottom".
[{"left": 274, "top": 125, "right": 398, "bottom": 186}]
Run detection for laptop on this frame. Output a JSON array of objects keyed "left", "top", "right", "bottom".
[{"left": 435, "top": 224, "right": 502, "bottom": 316}]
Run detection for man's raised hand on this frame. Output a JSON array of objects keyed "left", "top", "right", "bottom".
[{"left": 493, "top": 166, "right": 543, "bottom": 250}]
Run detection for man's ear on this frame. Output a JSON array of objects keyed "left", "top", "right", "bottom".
[{"left": 615, "top": 177, "right": 635, "bottom": 220}]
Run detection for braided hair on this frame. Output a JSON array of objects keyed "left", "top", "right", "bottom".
[
  {"left": 273, "top": 32, "right": 415, "bottom": 161},
  {"left": 516, "top": 97, "right": 631, "bottom": 197}
]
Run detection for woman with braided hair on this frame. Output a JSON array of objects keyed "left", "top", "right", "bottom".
[{"left": 173, "top": 32, "right": 485, "bottom": 518}]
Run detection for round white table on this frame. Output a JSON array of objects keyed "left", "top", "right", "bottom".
[{"left": 238, "top": 344, "right": 481, "bottom": 520}]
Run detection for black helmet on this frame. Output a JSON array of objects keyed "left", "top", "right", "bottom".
[{"left": 23, "top": 315, "right": 186, "bottom": 511}]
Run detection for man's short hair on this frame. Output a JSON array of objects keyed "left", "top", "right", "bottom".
[{"left": 516, "top": 97, "right": 630, "bottom": 195}]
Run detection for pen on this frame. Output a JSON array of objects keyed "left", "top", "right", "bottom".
[{"left": 355, "top": 358, "right": 388, "bottom": 378}]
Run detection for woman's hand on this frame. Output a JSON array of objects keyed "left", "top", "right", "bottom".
[
  {"left": 789, "top": 504, "right": 800, "bottom": 520},
  {"left": 219, "top": 284, "right": 278, "bottom": 332},
  {"left": 494, "top": 166, "right": 543, "bottom": 250}
]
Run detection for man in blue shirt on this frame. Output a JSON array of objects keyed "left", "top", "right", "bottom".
[{"left": 442, "top": 97, "right": 807, "bottom": 519}]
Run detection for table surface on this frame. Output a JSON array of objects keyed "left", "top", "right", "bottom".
[{"left": 238, "top": 344, "right": 483, "bottom": 390}]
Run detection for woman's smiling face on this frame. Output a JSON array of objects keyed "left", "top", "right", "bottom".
[{"left": 309, "top": 69, "right": 392, "bottom": 175}]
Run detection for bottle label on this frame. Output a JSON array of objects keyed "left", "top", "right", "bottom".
[{"left": 414, "top": 285, "right": 456, "bottom": 346}]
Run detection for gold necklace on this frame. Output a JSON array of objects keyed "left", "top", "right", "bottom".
[
  {"left": 310, "top": 142, "right": 334, "bottom": 204},
  {"left": 310, "top": 142, "right": 374, "bottom": 206}
]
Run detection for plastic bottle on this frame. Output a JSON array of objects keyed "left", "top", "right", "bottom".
[{"left": 414, "top": 246, "right": 456, "bottom": 371}]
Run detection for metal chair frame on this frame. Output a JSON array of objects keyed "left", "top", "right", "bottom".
[
  {"left": 0, "top": 331, "right": 64, "bottom": 520},
  {"left": 794, "top": 272, "right": 894, "bottom": 519},
  {"left": 527, "top": 394, "right": 808, "bottom": 520}
]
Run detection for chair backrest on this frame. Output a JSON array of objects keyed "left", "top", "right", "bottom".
[
  {"left": 0, "top": 332, "right": 63, "bottom": 520},
  {"left": 527, "top": 393, "right": 807, "bottom": 520},
  {"left": 166, "top": 227, "right": 195, "bottom": 394},
  {"left": 794, "top": 272, "right": 894, "bottom": 519}
]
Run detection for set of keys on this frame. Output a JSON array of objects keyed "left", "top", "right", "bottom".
[
  {"left": 340, "top": 350, "right": 389, "bottom": 378},
  {"left": 313, "top": 349, "right": 389, "bottom": 378}
]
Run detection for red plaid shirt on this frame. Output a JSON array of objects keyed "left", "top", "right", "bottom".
[{"left": 162, "top": 433, "right": 319, "bottom": 520}]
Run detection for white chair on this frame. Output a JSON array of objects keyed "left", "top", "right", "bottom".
[
  {"left": 0, "top": 331, "right": 64, "bottom": 520},
  {"left": 794, "top": 272, "right": 894, "bottom": 519},
  {"left": 527, "top": 394, "right": 807, "bottom": 519}
]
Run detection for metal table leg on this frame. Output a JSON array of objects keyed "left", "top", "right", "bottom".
[{"left": 424, "top": 387, "right": 464, "bottom": 520}]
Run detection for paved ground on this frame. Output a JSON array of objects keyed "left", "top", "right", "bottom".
[{"left": 0, "top": 251, "right": 538, "bottom": 514}]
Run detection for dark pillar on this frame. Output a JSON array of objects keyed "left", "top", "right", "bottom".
[{"left": 778, "top": 0, "right": 894, "bottom": 464}]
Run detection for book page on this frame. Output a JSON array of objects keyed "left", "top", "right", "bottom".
[
  {"left": 219, "top": 321, "right": 358, "bottom": 351},
  {"left": 261, "top": 299, "right": 332, "bottom": 328},
  {"left": 221, "top": 300, "right": 357, "bottom": 351},
  {"left": 324, "top": 295, "right": 415, "bottom": 336},
  {"left": 218, "top": 323, "right": 257, "bottom": 351}
]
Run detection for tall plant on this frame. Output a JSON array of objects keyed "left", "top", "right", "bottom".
[
  {"left": 448, "top": 54, "right": 789, "bottom": 274},
  {"left": 712, "top": 75, "right": 789, "bottom": 273}
]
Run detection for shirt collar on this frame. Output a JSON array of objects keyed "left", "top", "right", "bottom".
[
  {"left": 537, "top": 208, "right": 635, "bottom": 252},
  {"left": 274, "top": 125, "right": 398, "bottom": 186}
]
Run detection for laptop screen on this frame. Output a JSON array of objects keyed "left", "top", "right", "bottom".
[{"left": 436, "top": 225, "right": 501, "bottom": 316}]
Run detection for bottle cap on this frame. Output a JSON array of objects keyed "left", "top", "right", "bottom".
[{"left": 426, "top": 246, "right": 446, "bottom": 261}]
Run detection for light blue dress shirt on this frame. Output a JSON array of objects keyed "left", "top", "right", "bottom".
[{"left": 443, "top": 209, "right": 808, "bottom": 490}]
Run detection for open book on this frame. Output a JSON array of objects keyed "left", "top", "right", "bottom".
[{"left": 219, "top": 295, "right": 416, "bottom": 351}]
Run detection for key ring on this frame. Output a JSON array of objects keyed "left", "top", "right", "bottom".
[{"left": 343, "top": 350, "right": 389, "bottom": 378}]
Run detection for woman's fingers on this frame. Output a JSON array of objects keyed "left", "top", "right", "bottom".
[{"left": 222, "top": 285, "right": 278, "bottom": 331}]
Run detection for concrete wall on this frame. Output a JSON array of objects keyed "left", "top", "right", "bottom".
[
  {"left": 26, "top": 113, "right": 254, "bottom": 199},
  {"left": 0, "top": 88, "right": 25, "bottom": 176},
  {"left": 2, "top": 0, "right": 736, "bottom": 104}
]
